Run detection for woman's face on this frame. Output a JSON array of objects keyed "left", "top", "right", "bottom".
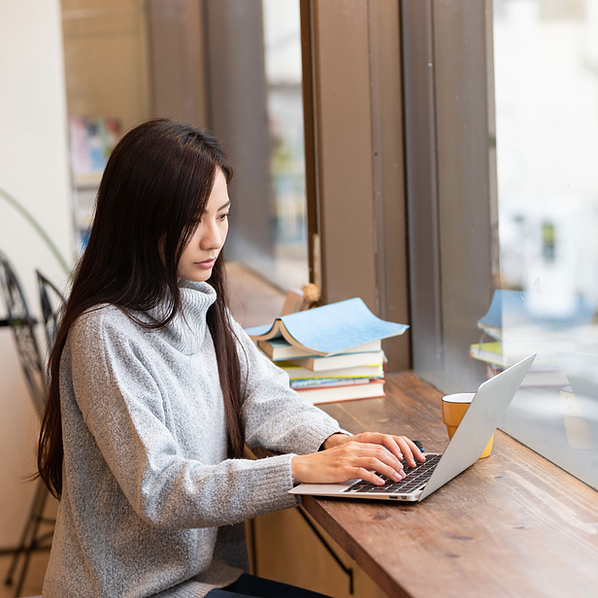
[{"left": 177, "top": 168, "right": 230, "bottom": 282}]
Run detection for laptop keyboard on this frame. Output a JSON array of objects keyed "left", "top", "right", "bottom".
[{"left": 342, "top": 453, "right": 442, "bottom": 495}]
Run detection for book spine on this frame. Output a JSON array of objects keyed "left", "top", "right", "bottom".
[
  {"left": 280, "top": 364, "right": 385, "bottom": 380},
  {"left": 290, "top": 377, "right": 373, "bottom": 389},
  {"left": 291, "top": 350, "right": 385, "bottom": 372}
]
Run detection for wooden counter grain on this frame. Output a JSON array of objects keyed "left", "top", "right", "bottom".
[{"left": 305, "top": 372, "right": 598, "bottom": 598}]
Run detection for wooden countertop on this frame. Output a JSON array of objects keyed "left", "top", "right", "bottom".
[{"left": 304, "top": 371, "right": 598, "bottom": 598}]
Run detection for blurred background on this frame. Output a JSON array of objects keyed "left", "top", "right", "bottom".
[{"left": 2, "top": 0, "right": 598, "bottom": 589}]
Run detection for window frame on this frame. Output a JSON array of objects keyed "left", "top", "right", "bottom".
[
  {"left": 401, "top": 0, "right": 496, "bottom": 392},
  {"left": 300, "top": 0, "right": 411, "bottom": 371}
]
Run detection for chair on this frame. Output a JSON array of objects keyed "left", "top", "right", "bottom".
[
  {"left": 36, "top": 270, "right": 65, "bottom": 351},
  {"left": 0, "top": 253, "right": 54, "bottom": 598},
  {"left": 0, "top": 254, "right": 46, "bottom": 417}
]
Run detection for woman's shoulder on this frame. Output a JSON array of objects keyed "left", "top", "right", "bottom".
[
  {"left": 76, "top": 302, "right": 126, "bottom": 324},
  {"left": 70, "top": 304, "right": 139, "bottom": 344}
]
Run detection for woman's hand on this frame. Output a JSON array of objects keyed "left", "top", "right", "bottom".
[
  {"left": 323, "top": 432, "right": 425, "bottom": 468},
  {"left": 291, "top": 433, "right": 426, "bottom": 487}
]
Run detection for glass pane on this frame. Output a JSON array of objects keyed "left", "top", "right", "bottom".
[
  {"left": 492, "top": 0, "right": 598, "bottom": 489},
  {"left": 61, "top": 0, "right": 150, "bottom": 252},
  {"left": 261, "top": 0, "right": 309, "bottom": 290}
]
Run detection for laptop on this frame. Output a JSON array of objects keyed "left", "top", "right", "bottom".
[{"left": 290, "top": 353, "right": 536, "bottom": 502}]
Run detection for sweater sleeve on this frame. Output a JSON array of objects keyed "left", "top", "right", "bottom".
[
  {"left": 66, "top": 311, "right": 301, "bottom": 531},
  {"left": 231, "top": 319, "right": 349, "bottom": 455}
]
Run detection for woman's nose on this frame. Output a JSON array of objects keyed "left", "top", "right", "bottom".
[{"left": 199, "top": 220, "right": 225, "bottom": 250}]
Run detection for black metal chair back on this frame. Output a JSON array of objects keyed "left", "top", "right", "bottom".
[
  {"left": 0, "top": 254, "right": 56, "bottom": 597},
  {"left": 0, "top": 253, "right": 46, "bottom": 417},
  {"left": 36, "top": 270, "right": 65, "bottom": 350}
]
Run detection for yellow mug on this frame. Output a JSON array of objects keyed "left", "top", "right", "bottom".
[{"left": 441, "top": 392, "right": 494, "bottom": 458}]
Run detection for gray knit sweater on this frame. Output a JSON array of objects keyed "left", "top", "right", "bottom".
[{"left": 43, "top": 281, "right": 344, "bottom": 598}]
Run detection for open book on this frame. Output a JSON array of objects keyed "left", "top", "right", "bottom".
[
  {"left": 245, "top": 297, "right": 408, "bottom": 356},
  {"left": 258, "top": 337, "right": 381, "bottom": 361}
]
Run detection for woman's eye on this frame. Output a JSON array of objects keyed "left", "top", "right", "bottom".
[{"left": 219, "top": 212, "right": 230, "bottom": 221}]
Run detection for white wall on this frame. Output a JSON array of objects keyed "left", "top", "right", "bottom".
[{"left": 0, "top": 0, "right": 73, "bottom": 549}]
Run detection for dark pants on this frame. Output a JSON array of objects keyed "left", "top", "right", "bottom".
[{"left": 206, "top": 573, "right": 333, "bottom": 598}]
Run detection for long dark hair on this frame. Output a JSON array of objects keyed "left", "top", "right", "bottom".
[{"left": 38, "top": 119, "right": 245, "bottom": 499}]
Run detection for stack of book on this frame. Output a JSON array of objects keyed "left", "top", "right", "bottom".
[{"left": 246, "top": 298, "right": 408, "bottom": 404}]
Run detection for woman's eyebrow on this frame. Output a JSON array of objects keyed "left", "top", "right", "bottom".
[{"left": 217, "top": 200, "right": 231, "bottom": 212}]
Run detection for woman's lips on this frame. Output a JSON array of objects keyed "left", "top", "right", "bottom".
[{"left": 196, "top": 258, "right": 216, "bottom": 268}]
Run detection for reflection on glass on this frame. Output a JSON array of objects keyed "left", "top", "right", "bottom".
[
  {"left": 489, "top": 0, "right": 598, "bottom": 489},
  {"left": 61, "top": 1, "right": 150, "bottom": 252},
  {"left": 262, "top": 0, "right": 309, "bottom": 291}
]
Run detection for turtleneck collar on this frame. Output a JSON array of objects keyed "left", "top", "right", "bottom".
[{"left": 145, "top": 280, "right": 218, "bottom": 354}]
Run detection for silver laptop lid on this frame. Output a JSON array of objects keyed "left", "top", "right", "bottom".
[{"left": 418, "top": 353, "right": 536, "bottom": 501}]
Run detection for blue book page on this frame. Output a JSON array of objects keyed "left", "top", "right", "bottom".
[
  {"left": 244, "top": 323, "right": 276, "bottom": 338},
  {"left": 246, "top": 298, "right": 408, "bottom": 355},
  {"left": 479, "top": 290, "right": 597, "bottom": 331}
]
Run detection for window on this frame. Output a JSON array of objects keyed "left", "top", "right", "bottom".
[
  {"left": 204, "top": 0, "right": 309, "bottom": 291},
  {"left": 262, "top": 0, "right": 309, "bottom": 290},
  {"left": 493, "top": 0, "right": 598, "bottom": 489},
  {"left": 61, "top": 0, "right": 151, "bottom": 251},
  {"left": 404, "top": 0, "right": 598, "bottom": 491}
]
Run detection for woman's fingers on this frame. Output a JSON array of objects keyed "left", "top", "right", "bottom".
[
  {"left": 295, "top": 433, "right": 429, "bottom": 485},
  {"left": 327, "top": 442, "right": 404, "bottom": 483},
  {"left": 348, "top": 432, "right": 426, "bottom": 467},
  {"left": 388, "top": 436, "right": 417, "bottom": 467},
  {"left": 355, "top": 451, "right": 405, "bottom": 482},
  {"left": 291, "top": 441, "right": 406, "bottom": 485},
  {"left": 353, "top": 467, "right": 391, "bottom": 486},
  {"left": 395, "top": 437, "right": 426, "bottom": 467}
]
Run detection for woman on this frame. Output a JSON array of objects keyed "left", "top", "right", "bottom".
[{"left": 38, "top": 119, "right": 424, "bottom": 598}]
